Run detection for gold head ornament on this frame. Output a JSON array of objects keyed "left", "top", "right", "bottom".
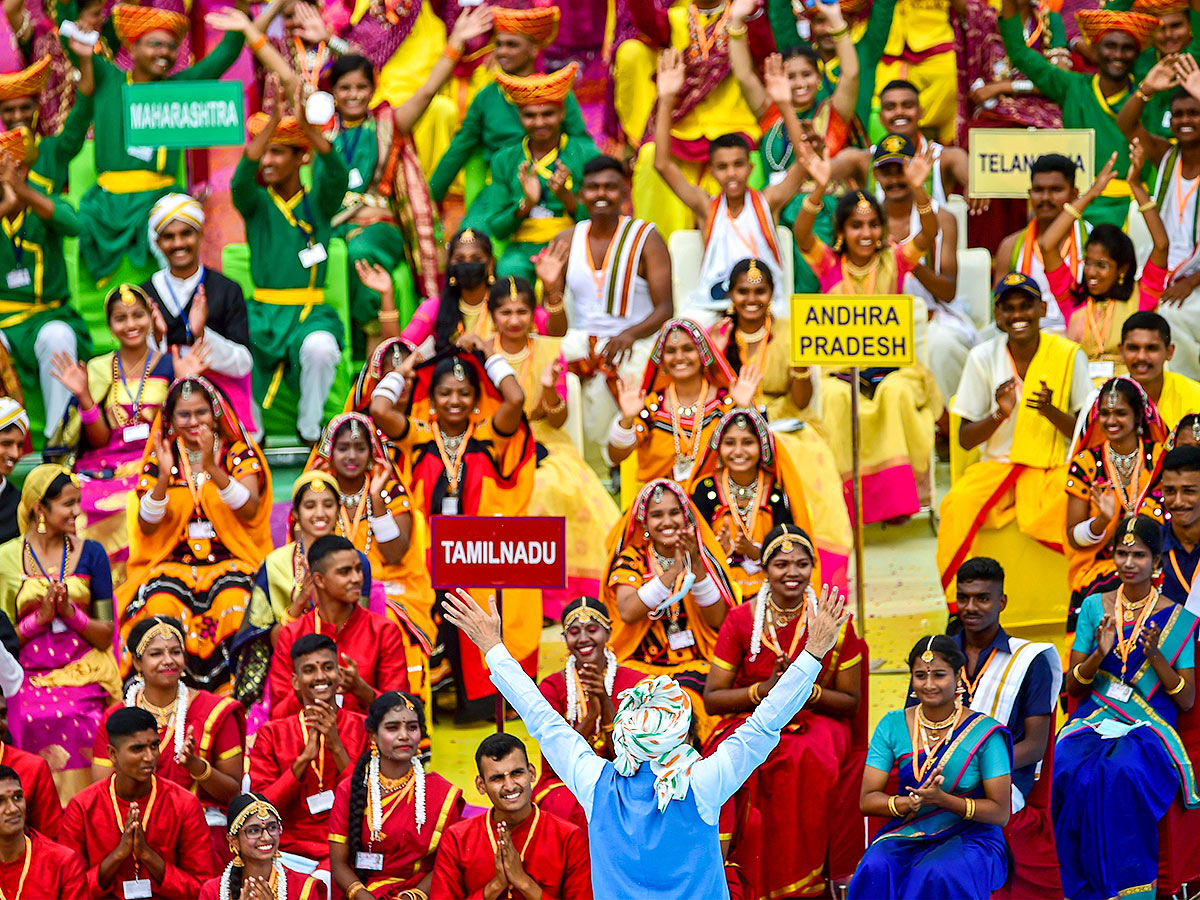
[
  {"left": 459, "top": 229, "right": 477, "bottom": 245},
  {"left": 1122, "top": 518, "right": 1138, "bottom": 546},
  {"left": 227, "top": 800, "right": 280, "bottom": 839},
  {"left": 921, "top": 636, "right": 936, "bottom": 664},
  {"left": 854, "top": 192, "right": 872, "bottom": 217},
  {"left": 135, "top": 620, "right": 182, "bottom": 657},
  {"left": 744, "top": 260, "right": 764, "bottom": 286},
  {"left": 509, "top": 276, "right": 519, "bottom": 302},
  {"left": 564, "top": 596, "right": 612, "bottom": 630},
  {"left": 453, "top": 360, "right": 467, "bottom": 382}
]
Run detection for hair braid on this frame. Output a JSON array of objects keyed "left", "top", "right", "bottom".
[{"left": 346, "top": 749, "right": 372, "bottom": 881}]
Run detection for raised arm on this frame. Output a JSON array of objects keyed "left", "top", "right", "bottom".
[
  {"left": 1117, "top": 58, "right": 1175, "bottom": 164},
  {"left": 1129, "top": 138, "right": 1169, "bottom": 270},
  {"left": 653, "top": 48, "right": 712, "bottom": 223},
  {"left": 728, "top": 0, "right": 769, "bottom": 117},
  {"left": 790, "top": 139, "right": 832, "bottom": 253},
  {"left": 485, "top": 349, "right": 527, "bottom": 436},
  {"left": 761, "top": 54, "right": 816, "bottom": 215},
  {"left": 393, "top": 5, "right": 493, "bottom": 135},
  {"left": 1039, "top": 152, "right": 1117, "bottom": 271},
  {"left": 998, "top": 0, "right": 1072, "bottom": 105},
  {"left": 904, "top": 148, "right": 940, "bottom": 254},
  {"left": 205, "top": 8, "right": 297, "bottom": 98},
  {"left": 823, "top": 0, "right": 859, "bottom": 123}
]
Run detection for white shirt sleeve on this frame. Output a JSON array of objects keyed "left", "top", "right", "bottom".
[
  {"left": 950, "top": 342, "right": 995, "bottom": 422},
  {"left": 0, "top": 641, "right": 22, "bottom": 697},
  {"left": 1067, "top": 348, "right": 1094, "bottom": 414},
  {"left": 689, "top": 651, "right": 822, "bottom": 825},
  {"left": 200, "top": 328, "right": 254, "bottom": 378},
  {"left": 484, "top": 644, "right": 608, "bottom": 819}
]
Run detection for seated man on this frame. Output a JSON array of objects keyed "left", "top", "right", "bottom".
[
  {"left": 936, "top": 273, "right": 1092, "bottom": 618},
  {"left": 539, "top": 155, "right": 673, "bottom": 471},
  {"left": 431, "top": 733, "right": 592, "bottom": 899},
  {"left": 0, "top": 400, "right": 26, "bottom": 544},
  {"left": 1119, "top": 311, "right": 1200, "bottom": 429},
  {"left": 249, "top": 633, "right": 368, "bottom": 875},
  {"left": 483, "top": 63, "right": 597, "bottom": 282},
  {"left": 951, "top": 557, "right": 1061, "bottom": 900},
  {"left": 1159, "top": 445, "right": 1200, "bottom": 604},
  {"left": 142, "top": 193, "right": 256, "bottom": 432},
  {"left": 0, "top": 694, "right": 61, "bottom": 839},
  {"left": 993, "top": 154, "right": 1082, "bottom": 333},
  {"left": 0, "top": 126, "right": 91, "bottom": 446},
  {"left": 0, "top": 764, "right": 85, "bottom": 898},
  {"left": 269, "top": 535, "right": 410, "bottom": 718},
  {"left": 61, "top": 707, "right": 216, "bottom": 899},
  {"left": 231, "top": 100, "right": 349, "bottom": 443},
  {"left": 654, "top": 48, "right": 807, "bottom": 324},
  {"left": 429, "top": 5, "right": 589, "bottom": 220}
]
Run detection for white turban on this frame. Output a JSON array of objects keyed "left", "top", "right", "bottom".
[
  {"left": 611, "top": 675, "right": 702, "bottom": 811},
  {"left": 148, "top": 193, "right": 204, "bottom": 268},
  {"left": 0, "top": 398, "right": 28, "bottom": 435}
]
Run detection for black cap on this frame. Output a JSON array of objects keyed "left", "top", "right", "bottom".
[{"left": 873, "top": 132, "right": 917, "bottom": 168}]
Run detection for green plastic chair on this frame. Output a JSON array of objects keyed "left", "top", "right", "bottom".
[{"left": 221, "top": 239, "right": 354, "bottom": 442}]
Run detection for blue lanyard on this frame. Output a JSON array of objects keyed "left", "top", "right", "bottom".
[
  {"left": 7, "top": 214, "right": 26, "bottom": 268},
  {"left": 339, "top": 120, "right": 365, "bottom": 168},
  {"left": 161, "top": 268, "right": 205, "bottom": 343},
  {"left": 117, "top": 352, "right": 152, "bottom": 422},
  {"left": 295, "top": 189, "right": 316, "bottom": 248},
  {"left": 26, "top": 536, "right": 68, "bottom": 583}
]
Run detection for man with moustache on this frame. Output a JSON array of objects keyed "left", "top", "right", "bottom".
[
  {"left": 1118, "top": 312, "right": 1200, "bottom": 427},
  {"left": 1158, "top": 446, "right": 1200, "bottom": 604},
  {"left": 0, "top": 765, "right": 85, "bottom": 899},
  {"left": 0, "top": 693, "right": 61, "bottom": 839},
  {"left": 432, "top": 733, "right": 592, "bottom": 899}
]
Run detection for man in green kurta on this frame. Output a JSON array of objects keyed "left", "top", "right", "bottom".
[
  {"left": 72, "top": 3, "right": 249, "bottom": 283},
  {"left": 485, "top": 64, "right": 597, "bottom": 282},
  {"left": 0, "top": 55, "right": 93, "bottom": 195},
  {"left": 428, "top": 4, "right": 589, "bottom": 228},
  {"left": 1000, "top": 0, "right": 1160, "bottom": 227},
  {"left": 231, "top": 105, "right": 349, "bottom": 444},
  {"left": 1107, "top": 0, "right": 1200, "bottom": 139},
  {"left": 0, "top": 128, "right": 91, "bottom": 445}
]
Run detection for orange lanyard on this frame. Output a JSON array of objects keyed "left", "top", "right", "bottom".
[
  {"left": 1176, "top": 163, "right": 1200, "bottom": 224},
  {"left": 109, "top": 776, "right": 157, "bottom": 878},
  {"left": 1023, "top": 12, "right": 1045, "bottom": 47},
  {"left": 726, "top": 207, "right": 761, "bottom": 258},
  {"left": 1169, "top": 548, "right": 1196, "bottom": 594},
  {"left": 1022, "top": 221, "right": 1080, "bottom": 279},
  {"left": 586, "top": 221, "right": 619, "bottom": 301},
  {"left": 761, "top": 602, "right": 806, "bottom": 660},
  {"left": 735, "top": 320, "right": 771, "bottom": 373},
  {"left": 668, "top": 381, "right": 708, "bottom": 463},
  {"left": 1114, "top": 586, "right": 1157, "bottom": 680},
  {"left": 840, "top": 255, "right": 879, "bottom": 295},
  {"left": 688, "top": 4, "right": 730, "bottom": 61},
  {"left": 338, "top": 488, "right": 369, "bottom": 543},
  {"left": 909, "top": 707, "right": 961, "bottom": 785},
  {"left": 293, "top": 38, "right": 326, "bottom": 89},
  {"left": 1084, "top": 299, "right": 1116, "bottom": 355},
  {"left": 431, "top": 422, "right": 472, "bottom": 496},
  {"left": 962, "top": 648, "right": 998, "bottom": 703},
  {"left": 366, "top": 774, "right": 414, "bottom": 844},
  {"left": 485, "top": 806, "right": 542, "bottom": 886},
  {"left": 0, "top": 836, "right": 31, "bottom": 900},
  {"left": 297, "top": 713, "right": 326, "bottom": 790},
  {"left": 176, "top": 440, "right": 207, "bottom": 519},
  {"left": 647, "top": 547, "right": 687, "bottom": 603},
  {"left": 1101, "top": 440, "right": 1146, "bottom": 516},
  {"left": 720, "top": 470, "right": 764, "bottom": 546}
]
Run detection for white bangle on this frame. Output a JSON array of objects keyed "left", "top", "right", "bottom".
[
  {"left": 1011, "top": 78, "right": 1034, "bottom": 94},
  {"left": 373, "top": 371, "right": 405, "bottom": 405},
  {"left": 139, "top": 492, "right": 168, "bottom": 523},
  {"left": 609, "top": 419, "right": 637, "bottom": 448},
  {"left": 637, "top": 577, "right": 672, "bottom": 610},
  {"left": 217, "top": 478, "right": 250, "bottom": 510},
  {"left": 484, "top": 354, "right": 517, "bottom": 388},
  {"left": 328, "top": 35, "right": 350, "bottom": 55},
  {"left": 1072, "top": 517, "right": 1106, "bottom": 547},
  {"left": 692, "top": 575, "right": 721, "bottom": 607},
  {"left": 368, "top": 513, "right": 401, "bottom": 542},
  {"left": 740, "top": 559, "right": 761, "bottom": 575}
]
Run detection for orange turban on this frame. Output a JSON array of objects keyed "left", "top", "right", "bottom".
[
  {"left": 113, "top": 4, "right": 189, "bottom": 45},
  {"left": 247, "top": 112, "right": 311, "bottom": 149},
  {"left": 0, "top": 57, "right": 50, "bottom": 102},
  {"left": 495, "top": 62, "right": 579, "bottom": 108},
  {"left": 1075, "top": 9, "right": 1159, "bottom": 49},
  {"left": 0, "top": 127, "right": 35, "bottom": 166},
  {"left": 492, "top": 6, "right": 560, "bottom": 45},
  {"left": 1133, "top": 0, "right": 1188, "bottom": 15}
]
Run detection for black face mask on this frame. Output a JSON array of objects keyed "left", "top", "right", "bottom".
[{"left": 449, "top": 261, "right": 489, "bottom": 289}]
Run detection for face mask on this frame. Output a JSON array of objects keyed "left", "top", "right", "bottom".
[{"left": 449, "top": 261, "right": 489, "bottom": 290}]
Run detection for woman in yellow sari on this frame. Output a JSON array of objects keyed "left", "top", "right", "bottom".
[
  {"left": 0, "top": 465, "right": 121, "bottom": 797},
  {"left": 116, "top": 376, "right": 272, "bottom": 694},
  {"left": 488, "top": 275, "right": 620, "bottom": 617},
  {"left": 1065, "top": 376, "right": 1167, "bottom": 638},
  {"left": 602, "top": 478, "right": 740, "bottom": 742},
  {"left": 707, "top": 258, "right": 853, "bottom": 593}
]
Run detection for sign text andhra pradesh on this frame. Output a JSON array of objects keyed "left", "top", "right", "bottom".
[
  {"left": 789, "top": 294, "right": 914, "bottom": 367},
  {"left": 968, "top": 127, "right": 1094, "bottom": 198},
  {"left": 123, "top": 80, "right": 245, "bottom": 150}
]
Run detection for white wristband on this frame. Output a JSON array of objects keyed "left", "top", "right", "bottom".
[
  {"left": 692, "top": 575, "right": 721, "bottom": 607},
  {"left": 217, "top": 478, "right": 251, "bottom": 510},
  {"left": 638, "top": 577, "right": 672, "bottom": 610},
  {"left": 484, "top": 354, "right": 517, "bottom": 387},
  {"left": 373, "top": 371, "right": 405, "bottom": 404},
  {"left": 1011, "top": 78, "right": 1034, "bottom": 94},
  {"left": 368, "top": 513, "right": 401, "bottom": 542},
  {"left": 609, "top": 419, "right": 637, "bottom": 449},
  {"left": 1072, "top": 517, "right": 1106, "bottom": 547},
  {"left": 139, "top": 492, "right": 168, "bottom": 523}
]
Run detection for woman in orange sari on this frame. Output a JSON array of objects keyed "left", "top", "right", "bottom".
[
  {"left": 306, "top": 411, "right": 435, "bottom": 709},
  {"left": 1065, "top": 376, "right": 1167, "bottom": 637},
  {"left": 703, "top": 524, "right": 864, "bottom": 899},
  {"left": 602, "top": 478, "right": 740, "bottom": 742},
  {"left": 116, "top": 376, "right": 272, "bottom": 693},
  {"left": 689, "top": 407, "right": 822, "bottom": 599},
  {"left": 610, "top": 318, "right": 759, "bottom": 485}
]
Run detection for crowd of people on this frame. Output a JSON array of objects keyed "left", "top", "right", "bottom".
[{"left": 0, "top": 0, "right": 1200, "bottom": 897}]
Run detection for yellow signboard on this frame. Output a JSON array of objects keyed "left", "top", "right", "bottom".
[
  {"left": 968, "top": 127, "right": 1094, "bottom": 198},
  {"left": 790, "top": 294, "right": 915, "bottom": 367}
]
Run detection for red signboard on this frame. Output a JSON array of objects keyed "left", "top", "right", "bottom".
[{"left": 430, "top": 516, "right": 567, "bottom": 590}]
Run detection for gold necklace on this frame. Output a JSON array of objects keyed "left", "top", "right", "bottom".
[
  {"left": 379, "top": 770, "right": 414, "bottom": 794},
  {"left": 139, "top": 692, "right": 177, "bottom": 728},
  {"left": 768, "top": 595, "right": 803, "bottom": 626},
  {"left": 735, "top": 323, "right": 768, "bottom": 343},
  {"left": 916, "top": 705, "right": 958, "bottom": 732}
]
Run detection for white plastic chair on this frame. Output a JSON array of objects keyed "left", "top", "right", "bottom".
[
  {"left": 668, "top": 225, "right": 796, "bottom": 306},
  {"left": 958, "top": 247, "right": 994, "bottom": 329},
  {"left": 944, "top": 195, "right": 969, "bottom": 251}
]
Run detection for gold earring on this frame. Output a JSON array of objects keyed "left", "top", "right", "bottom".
[
  {"left": 36, "top": 513, "right": 45, "bottom": 534},
  {"left": 449, "top": 275, "right": 457, "bottom": 287},
  {"left": 229, "top": 843, "right": 243, "bottom": 866}
]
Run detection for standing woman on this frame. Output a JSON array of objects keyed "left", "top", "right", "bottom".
[
  {"left": 1065, "top": 377, "right": 1167, "bottom": 638},
  {"left": 1055, "top": 514, "right": 1199, "bottom": 900},
  {"left": 91, "top": 616, "right": 245, "bottom": 861},
  {"left": 199, "top": 793, "right": 326, "bottom": 900},
  {"left": 0, "top": 464, "right": 120, "bottom": 798},
  {"left": 602, "top": 479, "right": 739, "bottom": 743},
  {"left": 329, "top": 692, "right": 465, "bottom": 900},
  {"left": 703, "top": 524, "right": 864, "bottom": 899},
  {"left": 116, "top": 375, "right": 272, "bottom": 693},
  {"left": 850, "top": 635, "right": 1012, "bottom": 898},
  {"left": 610, "top": 318, "right": 757, "bottom": 485}
]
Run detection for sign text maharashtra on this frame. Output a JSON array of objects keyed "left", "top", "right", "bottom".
[
  {"left": 123, "top": 80, "right": 245, "bottom": 150},
  {"left": 790, "top": 294, "right": 915, "bottom": 367}
]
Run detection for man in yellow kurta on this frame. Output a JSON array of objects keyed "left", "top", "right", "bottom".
[
  {"left": 875, "top": 0, "right": 957, "bottom": 145},
  {"left": 937, "top": 273, "right": 1093, "bottom": 626},
  {"left": 1119, "top": 310, "right": 1200, "bottom": 429}
]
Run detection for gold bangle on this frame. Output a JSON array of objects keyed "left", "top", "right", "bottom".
[
  {"left": 542, "top": 394, "right": 565, "bottom": 415},
  {"left": 378, "top": 310, "right": 400, "bottom": 323},
  {"left": 829, "top": 26, "right": 850, "bottom": 40},
  {"left": 1139, "top": 199, "right": 1157, "bottom": 213},
  {"left": 1135, "top": 88, "right": 1152, "bottom": 103},
  {"left": 809, "top": 683, "right": 823, "bottom": 704},
  {"left": 748, "top": 682, "right": 762, "bottom": 705},
  {"left": 194, "top": 757, "right": 213, "bottom": 782},
  {"left": 1063, "top": 202, "right": 1083, "bottom": 221},
  {"left": 801, "top": 194, "right": 824, "bottom": 215},
  {"left": 887, "top": 795, "right": 900, "bottom": 817},
  {"left": 1073, "top": 663, "right": 1095, "bottom": 685},
  {"left": 726, "top": 22, "right": 748, "bottom": 38},
  {"left": 963, "top": 797, "right": 975, "bottom": 820},
  {"left": 915, "top": 201, "right": 933, "bottom": 215},
  {"left": 602, "top": 722, "right": 614, "bottom": 733},
  {"left": 1168, "top": 675, "right": 1188, "bottom": 696},
  {"left": 347, "top": 883, "right": 367, "bottom": 900},
  {"left": 543, "top": 301, "right": 565, "bottom": 314}
]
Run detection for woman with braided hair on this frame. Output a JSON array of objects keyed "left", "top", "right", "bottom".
[
  {"left": 329, "top": 691, "right": 464, "bottom": 900},
  {"left": 199, "top": 793, "right": 325, "bottom": 900}
]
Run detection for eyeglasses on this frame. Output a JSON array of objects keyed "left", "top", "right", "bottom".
[
  {"left": 241, "top": 822, "right": 282, "bottom": 839},
  {"left": 144, "top": 39, "right": 179, "bottom": 51}
]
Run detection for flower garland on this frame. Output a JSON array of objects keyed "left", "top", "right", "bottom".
[
  {"left": 368, "top": 746, "right": 426, "bottom": 838},
  {"left": 217, "top": 860, "right": 288, "bottom": 900},
  {"left": 564, "top": 648, "right": 618, "bottom": 723},
  {"left": 124, "top": 675, "right": 189, "bottom": 761},
  {"left": 749, "top": 585, "right": 814, "bottom": 660}
]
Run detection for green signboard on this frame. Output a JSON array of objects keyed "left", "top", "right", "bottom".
[{"left": 123, "top": 79, "right": 244, "bottom": 150}]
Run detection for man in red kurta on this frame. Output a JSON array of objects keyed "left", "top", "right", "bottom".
[
  {"left": 60, "top": 707, "right": 217, "bottom": 899},
  {"left": 250, "top": 632, "right": 368, "bottom": 867},
  {"left": 269, "top": 536, "right": 410, "bottom": 718},
  {"left": 0, "top": 695, "right": 62, "bottom": 839},
  {"left": 0, "top": 763, "right": 86, "bottom": 900},
  {"left": 431, "top": 734, "right": 592, "bottom": 900}
]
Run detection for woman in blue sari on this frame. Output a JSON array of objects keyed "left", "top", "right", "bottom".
[
  {"left": 849, "top": 635, "right": 1012, "bottom": 899},
  {"left": 1055, "top": 513, "right": 1199, "bottom": 900}
]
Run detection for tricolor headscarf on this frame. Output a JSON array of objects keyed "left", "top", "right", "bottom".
[
  {"left": 612, "top": 675, "right": 701, "bottom": 811},
  {"left": 0, "top": 398, "right": 28, "bottom": 436},
  {"left": 148, "top": 193, "right": 204, "bottom": 270}
]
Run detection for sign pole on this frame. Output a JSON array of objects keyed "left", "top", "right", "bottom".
[
  {"left": 495, "top": 588, "right": 505, "bottom": 733},
  {"left": 850, "top": 366, "right": 866, "bottom": 630}
]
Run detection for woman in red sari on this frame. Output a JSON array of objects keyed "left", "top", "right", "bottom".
[
  {"left": 330, "top": 691, "right": 465, "bottom": 900},
  {"left": 533, "top": 596, "right": 644, "bottom": 830},
  {"left": 703, "top": 524, "right": 864, "bottom": 899},
  {"left": 91, "top": 615, "right": 245, "bottom": 862}
]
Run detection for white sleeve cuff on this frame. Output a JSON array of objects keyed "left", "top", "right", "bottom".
[
  {"left": 369, "top": 513, "right": 401, "bottom": 542},
  {"left": 637, "top": 577, "right": 672, "bottom": 610},
  {"left": 373, "top": 371, "right": 405, "bottom": 404},
  {"left": 692, "top": 575, "right": 721, "bottom": 607},
  {"left": 217, "top": 478, "right": 250, "bottom": 510},
  {"left": 139, "top": 493, "right": 168, "bottom": 523},
  {"left": 1072, "top": 517, "right": 1106, "bottom": 547}
]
